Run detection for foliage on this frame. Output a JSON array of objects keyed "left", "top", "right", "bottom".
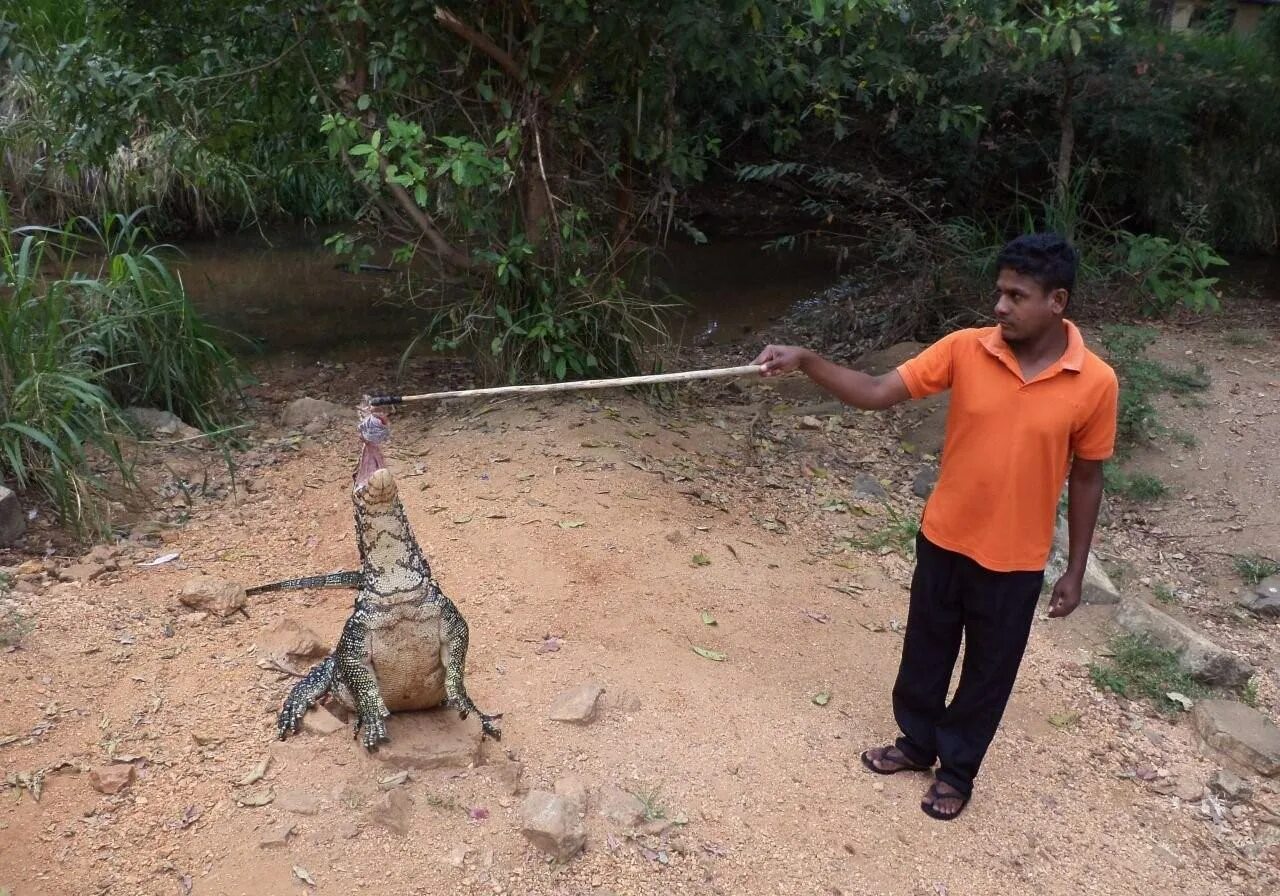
[
  {"left": 1088, "top": 633, "right": 1205, "bottom": 715},
  {"left": 1098, "top": 324, "right": 1209, "bottom": 452},
  {"left": 0, "top": 204, "right": 243, "bottom": 533},
  {"left": 1234, "top": 555, "right": 1279, "bottom": 587},
  {"left": 1110, "top": 230, "right": 1227, "bottom": 315},
  {"left": 1103, "top": 467, "right": 1168, "bottom": 502}
]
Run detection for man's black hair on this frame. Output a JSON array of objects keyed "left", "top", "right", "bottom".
[{"left": 996, "top": 232, "right": 1077, "bottom": 296}]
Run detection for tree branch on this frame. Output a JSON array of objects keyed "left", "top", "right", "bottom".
[{"left": 434, "top": 6, "right": 524, "bottom": 83}]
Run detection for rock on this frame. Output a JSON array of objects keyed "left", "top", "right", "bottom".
[
  {"left": 0, "top": 486, "right": 25, "bottom": 545},
  {"left": 1191, "top": 700, "right": 1280, "bottom": 777},
  {"left": 276, "top": 790, "right": 324, "bottom": 815},
  {"left": 89, "top": 764, "right": 135, "bottom": 795},
  {"left": 489, "top": 760, "right": 526, "bottom": 795},
  {"left": 798, "top": 416, "right": 823, "bottom": 430},
  {"left": 597, "top": 785, "right": 646, "bottom": 828},
  {"left": 57, "top": 562, "right": 107, "bottom": 583},
  {"left": 1151, "top": 843, "right": 1183, "bottom": 869},
  {"left": 1238, "top": 576, "right": 1280, "bottom": 618},
  {"left": 852, "top": 474, "right": 888, "bottom": 501},
  {"left": 258, "top": 822, "right": 296, "bottom": 848},
  {"left": 911, "top": 466, "right": 938, "bottom": 498},
  {"left": 370, "top": 789, "right": 414, "bottom": 836},
  {"left": 554, "top": 775, "right": 591, "bottom": 816},
  {"left": 549, "top": 681, "right": 605, "bottom": 724},
  {"left": 1209, "top": 769, "right": 1253, "bottom": 802},
  {"left": 123, "top": 407, "right": 202, "bottom": 440},
  {"left": 178, "top": 576, "right": 247, "bottom": 618},
  {"left": 281, "top": 397, "right": 348, "bottom": 428},
  {"left": 1174, "top": 779, "right": 1204, "bottom": 802},
  {"left": 368, "top": 712, "right": 481, "bottom": 770},
  {"left": 445, "top": 844, "right": 470, "bottom": 869},
  {"left": 334, "top": 818, "right": 360, "bottom": 840},
  {"left": 1043, "top": 515, "right": 1119, "bottom": 605},
  {"left": 1114, "top": 597, "right": 1254, "bottom": 688},
  {"left": 301, "top": 705, "right": 346, "bottom": 736},
  {"left": 519, "top": 791, "right": 585, "bottom": 860},
  {"left": 268, "top": 619, "right": 329, "bottom": 660}
]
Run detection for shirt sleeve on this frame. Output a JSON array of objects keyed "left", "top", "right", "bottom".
[
  {"left": 895, "top": 330, "right": 964, "bottom": 399},
  {"left": 1072, "top": 369, "right": 1119, "bottom": 461}
]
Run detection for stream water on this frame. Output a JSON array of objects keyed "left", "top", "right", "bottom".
[
  {"left": 171, "top": 226, "right": 1277, "bottom": 365},
  {"left": 171, "top": 227, "right": 840, "bottom": 363}
]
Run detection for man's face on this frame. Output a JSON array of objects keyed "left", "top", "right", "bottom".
[{"left": 993, "top": 267, "right": 1067, "bottom": 343}]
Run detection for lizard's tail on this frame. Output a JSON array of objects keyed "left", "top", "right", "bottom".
[{"left": 246, "top": 571, "right": 363, "bottom": 595}]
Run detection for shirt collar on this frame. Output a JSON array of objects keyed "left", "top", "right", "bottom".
[{"left": 979, "top": 319, "right": 1085, "bottom": 380}]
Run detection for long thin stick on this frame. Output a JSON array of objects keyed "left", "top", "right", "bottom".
[{"left": 367, "top": 364, "right": 764, "bottom": 406}]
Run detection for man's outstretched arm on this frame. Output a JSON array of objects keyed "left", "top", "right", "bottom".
[
  {"left": 752, "top": 345, "right": 911, "bottom": 411},
  {"left": 1048, "top": 457, "right": 1105, "bottom": 618}
]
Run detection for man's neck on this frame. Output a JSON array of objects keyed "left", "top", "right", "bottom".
[{"left": 1009, "top": 319, "right": 1068, "bottom": 364}]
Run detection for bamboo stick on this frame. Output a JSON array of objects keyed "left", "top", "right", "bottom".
[{"left": 366, "top": 364, "right": 764, "bottom": 406}]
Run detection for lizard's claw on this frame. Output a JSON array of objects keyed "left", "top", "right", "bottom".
[{"left": 480, "top": 714, "right": 503, "bottom": 741}]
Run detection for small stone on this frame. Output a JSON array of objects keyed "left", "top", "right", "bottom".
[
  {"left": 597, "top": 784, "right": 646, "bottom": 828},
  {"left": 123, "top": 407, "right": 201, "bottom": 440},
  {"left": 1174, "top": 779, "right": 1204, "bottom": 802},
  {"left": 1191, "top": 700, "right": 1280, "bottom": 777},
  {"left": 370, "top": 789, "right": 413, "bottom": 836},
  {"left": 1209, "top": 769, "right": 1253, "bottom": 802},
  {"left": 334, "top": 819, "right": 360, "bottom": 840},
  {"left": 369, "top": 713, "right": 480, "bottom": 770},
  {"left": 89, "top": 764, "right": 135, "bottom": 795},
  {"left": 446, "top": 844, "right": 470, "bottom": 869},
  {"left": 549, "top": 681, "right": 605, "bottom": 724},
  {"left": 852, "top": 474, "right": 888, "bottom": 501},
  {"left": 799, "top": 416, "right": 823, "bottom": 430},
  {"left": 519, "top": 791, "right": 585, "bottom": 860},
  {"left": 258, "top": 822, "right": 296, "bottom": 848},
  {"left": 191, "top": 731, "right": 224, "bottom": 746},
  {"left": 640, "top": 818, "right": 674, "bottom": 836},
  {"left": 300, "top": 705, "right": 345, "bottom": 736},
  {"left": 489, "top": 760, "right": 526, "bottom": 795},
  {"left": 282, "top": 397, "right": 348, "bottom": 428},
  {"left": 178, "top": 576, "right": 247, "bottom": 618},
  {"left": 268, "top": 619, "right": 329, "bottom": 660},
  {"left": 277, "top": 790, "right": 324, "bottom": 816},
  {"left": 554, "top": 775, "right": 591, "bottom": 816},
  {"left": 1151, "top": 843, "right": 1182, "bottom": 869},
  {"left": 0, "top": 486, "right": 26, "bottom": 545},
  {"left": 911, "top": 466, "right": 938, "bottom": 498},
  {"left": 58, "top": 563, "right": 107, "bottom": 583}
]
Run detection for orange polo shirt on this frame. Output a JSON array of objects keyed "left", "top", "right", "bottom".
[{"left": 896, "top": 321, "right": 1118, "bottom": 573}]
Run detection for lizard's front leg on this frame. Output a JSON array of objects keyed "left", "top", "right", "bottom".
[
  {"left": 437, "top": 591, "right": 502, "bottom": 741},
  {"left": 333, "top": 611, "right": 391, "bottom": 748}
]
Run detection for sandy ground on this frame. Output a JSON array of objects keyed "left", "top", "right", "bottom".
[{"left": 1, "top": 315, "right": 1277, "bottom": 896}]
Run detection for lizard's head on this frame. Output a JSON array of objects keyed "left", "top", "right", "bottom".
[{"left": 352, "top": 410, "right": 397, "bottom": 506}]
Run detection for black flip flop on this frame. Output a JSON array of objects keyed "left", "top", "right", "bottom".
[
  {"left": 859, "top": 745, "right": 931, "bottom": 776},
  {"left": 920, "top": 781, "right": 969, "bottom": 821}
]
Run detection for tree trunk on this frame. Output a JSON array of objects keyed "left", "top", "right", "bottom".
[{"left": 1055, "top": 66, "right": 1076, "bottom": 228}]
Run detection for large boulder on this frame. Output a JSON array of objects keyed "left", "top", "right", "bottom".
[
  {"left": 1044, "top": 515, "right": 1120, "bottom": 605},
  {"left": 1191, "top": 700, "right": 1280, "bottom": 778},
  {"left": 1237, "top": 575, "right": 1280, "bottom": 618},
  {"left": 124, "top": 407, "right": 202, "bottom": 440},
  {"left": 0, "top": 486, "right": 25, "bottom": 545},
  {"left": 1114, "top": 597, "right": 1254, "bottom": 688}
]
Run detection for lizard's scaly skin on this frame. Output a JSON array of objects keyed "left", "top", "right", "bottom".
[{"left": 264, "top": 416, "right": 501, "bottom": 747}]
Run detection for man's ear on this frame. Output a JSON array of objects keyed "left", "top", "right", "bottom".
[{"left": 1050, "top": 287, "right": 1070, "bottom": 314}]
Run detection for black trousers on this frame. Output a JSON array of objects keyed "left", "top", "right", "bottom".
[{"left": 892, "top": 532, "right": 1044, "bottom": 798}]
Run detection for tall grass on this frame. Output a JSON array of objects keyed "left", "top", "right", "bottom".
[{"left": 0, "top": 205, "right": 243, "bottom": 535}]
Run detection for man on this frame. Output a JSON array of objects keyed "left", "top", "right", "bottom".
[{"left": 752, "top": 232, "right": 1117, "bottom": 821}]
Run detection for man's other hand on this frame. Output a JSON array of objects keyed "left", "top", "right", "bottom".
[
  {"left": 1047, "top": 573, "right": 1083, "bottom": 618},
  {"left": 752, "top": 344, "right": 811, "bottom": 377}
]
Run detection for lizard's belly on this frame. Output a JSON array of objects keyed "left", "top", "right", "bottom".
[{"left": 368, "top": 603, "right": 446, "bottom": 712}]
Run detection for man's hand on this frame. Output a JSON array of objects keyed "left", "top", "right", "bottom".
[
  {"left": 752, "top": 344, "right": 811, "bottom": 377},
  {"left": 1047, "top": 572, "right": 1083, "bottom": 618}
]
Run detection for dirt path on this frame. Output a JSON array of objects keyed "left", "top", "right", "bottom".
[{"left": 1, "top": 318, "right": 1277, "bottom": 896}]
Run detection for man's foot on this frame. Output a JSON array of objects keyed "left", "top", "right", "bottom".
[
  {"left": 859, "top": 744, "right": 932, "bottom": 775},
  {"left": 920, "top": 780, "right": 968, "bottom": 821}
]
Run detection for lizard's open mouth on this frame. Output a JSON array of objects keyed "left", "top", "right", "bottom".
[{"left": 353, "top": 410, "right": 390, "bottom": 489}]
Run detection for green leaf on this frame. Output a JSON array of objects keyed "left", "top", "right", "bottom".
[
  {"left": 1069, "top": 28, "right": 1082, "bottom": 58},
  {"left": 349, "top": 143, "right": 374, "bottom": 157},
  {"left": 700, "top": 611, "right": 717, "bottom": 626},
  {"left": 812, "top": 691, "right": 831, "bottom": 706},
  {"left": 810, "top": 0, "right": 826, "bottom": 23},
  {"left": 691, "top": 553, "right": 711, "bottom": 567},
  {"left": 692, "top": 646, "right": 726, "bottom": 662},
  {"left": 356, "top": 93, "right": 371, "bottom": 111}
]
